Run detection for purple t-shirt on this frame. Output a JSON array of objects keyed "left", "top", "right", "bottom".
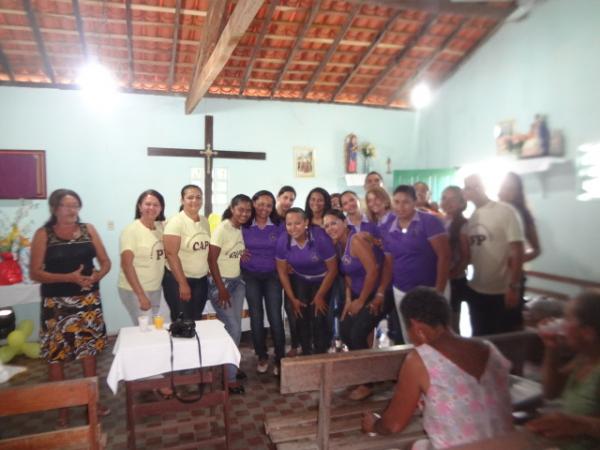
[
  {"left": 275, "top": 225, "right": 336, "bottom": 284},
  {"left": 339, "top": 230, "right": 383, "bottom": 297},
  {"left": 383, "top": 210, "right": 446, "bottom": 292},
  {"left": 241, "top": 219, "right": 284, "bottom": 274},
  {"left": 348, "top": 213, "right": 381, "bottom": 240}
]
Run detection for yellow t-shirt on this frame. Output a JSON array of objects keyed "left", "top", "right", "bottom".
[
  {"left": 210, "top": 219, "right": 245, "bottom": 278},
  {"left": 164, "top": 211, "right": 211, "bottom": 278},
  {"left": 118, "top": 220, "right": 165, "bottom": 291}
]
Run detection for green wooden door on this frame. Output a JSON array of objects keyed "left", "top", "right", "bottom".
[{"left": 392, "top": 168, "right": 459, "bottom": 203}]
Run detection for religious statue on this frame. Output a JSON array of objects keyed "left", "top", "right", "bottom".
[{"left": 344, "top": 133, "right": 358, "bottom": 173}]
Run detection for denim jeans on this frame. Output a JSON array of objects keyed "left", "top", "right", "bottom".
[
  {"left": 290, "top": 275, "right": 332, "bottom": 355},
  {"left": 340, "top": 293, "right": 383, "bottom": 350},
  {"left": 242, "top": 270, "right": 285, "bottom": 363},
  {"left": 162, "top": 269, "right": 208, "bottom": 322},
  {"left": 208, "top": 276, "right": 245, "bottom": 381},
  {"left": 283, "top": 291, "right": 300, "bottom": 349}
]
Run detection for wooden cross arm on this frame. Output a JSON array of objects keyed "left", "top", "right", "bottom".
[{"left": 147, "top": 147, "right": 266, "bottom": 160}]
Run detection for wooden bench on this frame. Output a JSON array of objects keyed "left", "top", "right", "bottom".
[
  {"left": 266, "top": 331, "right": 543, "bottom": 450},
  {"left": 0, "top": 376, "right": 104, "bottom": 450},
  {"left": 524, "top": 270, "right": 600, "bottom": 301}
]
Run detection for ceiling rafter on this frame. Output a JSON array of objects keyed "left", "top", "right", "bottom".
[
  {"left": 302, "top": 2, "right": 362, "bottom": 97},
  {"left": 425, "top": 15, "right": 506, "bottom": 100},
  {"left": 125, "top": 0, "right": 135, "bottom": 86},
  {"left": 271, "top": 0, "right": 323, "bottom": 95},
  {"left": 332, "top": 9, "right": 403, "bottom": 101},
  {"left": 188, "top": 0, "right": 228, "bottom": 97},
  {"left": 344, "top": 0, "right": 514, "bottom": 20},
  {"left": 71, "top": 0, "right": 88, "bottom": 61},
  {"left": 22, "top": 0, "right": 55, "bottom": 83},
  {"left": 388, "top": 17, "right": 469, "bottom": 105},
  {"left": 186, "top": 0, "right": 263, "bottom": 114},
  {"left": 0, "top": 45, "right": 15, "bottom": 81},
  {"left": 167, "top": 0, "right": 182, "bottom": 92},
  {"left": 360, "top": 15, "right": 437, "bottom": 103},
  {"left": 239, "top": 0, "right": 278, "bottom": 96}
]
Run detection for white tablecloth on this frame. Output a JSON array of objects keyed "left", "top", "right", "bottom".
[
  {"left": 106, "top": 320, "right": 240, "bottom": 394},
  {"left": 0, "top": 283, "right": 40, "bottom": 308}
]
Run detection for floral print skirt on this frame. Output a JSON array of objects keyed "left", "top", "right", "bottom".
[{"left": 40, "top": 290, "right": 107, "bottom": 363}]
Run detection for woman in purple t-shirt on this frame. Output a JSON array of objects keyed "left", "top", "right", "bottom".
[
  {"left": 383, "top": 185, "right": 450, "bottom": 342},
  {"left": 324, "top": 209, "right": 390, "bottom": 399},
  {"left": 241, "top": 190, "right": 285, "bottom": 376},
  {"left": 276, "top": 208, "right": 338, "bottom": 354}
]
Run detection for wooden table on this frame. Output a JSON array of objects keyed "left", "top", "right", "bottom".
[{"left": 107, "top": 320, "right": 241, "bottom": 450}]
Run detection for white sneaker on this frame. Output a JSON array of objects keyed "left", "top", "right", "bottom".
[
  {"left": 257, "top": 359, "right": 269, "bottom": 374},
  {"left": 273, "top": 365, "right": 279, "bottom": 376}
]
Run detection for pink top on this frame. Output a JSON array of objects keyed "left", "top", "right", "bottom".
[{"left": 415, "top": 341, "right": 514, "bottom": 449}]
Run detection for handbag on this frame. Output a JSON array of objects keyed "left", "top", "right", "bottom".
[{"left": 168, "top": 314, "right": 204, "bottom": 403}]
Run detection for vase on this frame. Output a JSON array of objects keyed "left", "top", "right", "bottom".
[
  {"left": 0, "top": 252, "right": 23, "bottom": 285},
  {"left": 363, "top": 157, "right": 371, "bottom": 174}
]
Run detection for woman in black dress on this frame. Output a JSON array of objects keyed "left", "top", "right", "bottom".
[{"left": 30, "top": 189, "right": 112, "bottom": 423}]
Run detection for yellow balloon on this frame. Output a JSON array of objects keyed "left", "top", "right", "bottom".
[
  {"left": 208, "top": 212, "right": 221, "bottom": 233},
  {"left": 22, "top": 342, "right": 40, "bottom": 359},
  {"left": 7, "top": 330, "right": 25, "bottom": 350},
  {"left": 17, "top": 320, "right": 34, "bottom": 337},
  {"left": 0, "top": 346, "right": 17, "bottom": 363}
]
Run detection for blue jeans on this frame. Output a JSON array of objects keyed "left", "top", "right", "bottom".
[
  {"left": 208, "top": 276, "right": 245, "bottom": 382},
  {"left": 242, "top": 270, "right": 285, "bottom": 364}
]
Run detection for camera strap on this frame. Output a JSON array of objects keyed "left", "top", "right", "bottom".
[{"left": 169, "top": 331, "right": 205, "bottom": 403}]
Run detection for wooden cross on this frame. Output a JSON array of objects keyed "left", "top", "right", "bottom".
[{"left": 148, "top": 115, "right": 266, "bottom": 215}]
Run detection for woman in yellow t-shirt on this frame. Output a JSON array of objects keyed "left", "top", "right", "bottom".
[
  {"left": 163, "top": 185, "right": 211, "bottom": 322},
  {"left": 208, "top": 194, "right": 252, "bottom": 393},
  {"left": 118, "top": 189, "right": 166, "bottom": 324}
]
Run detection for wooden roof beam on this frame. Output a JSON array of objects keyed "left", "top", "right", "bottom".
[
  {"left": 360, "top": 15, "right": 437, "bottom": 103},
  {"left": 187, "top": 0, "right": 228, "bottom": 101},
  {"left": 239, "top": 0, "right": 278, "bottom": 96},
  {"left": 345, "top": 0, "right": 515, "bottom": 20},
  {"left": 167, "top": 0, "right": 182, "bottom": 91},
  {"left": 71, "top": 0, "right": 88, "bottom": 61},
  {"left": 302, "top": 2, "right": 361, "bottom": 98},
  {"left": 389, "top": 17, "right": 469, "bottom": 105},
  {"left": 0, "top": 45, "right": 15, "bottom": 81},
  {"left": 271, "top": 0, "right": 322, "bottom": 95},
  {"left": 332, "top": 9, "right": 403, "bottom": 100},
  {"left": 22, "top": 0, "right": 55, "bottom": 83},
  {"left": 125, "top": 0, "right": 135, "bottom": 86},
  {"left": 185, "top": 0, "right": 264, "bottom": 114}
]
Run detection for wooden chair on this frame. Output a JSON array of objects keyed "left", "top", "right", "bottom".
[
  {"left": 0, "top": 376, "right": 104, "bottom": 450},
  {"left": 267, "top": 331, "right": 543, "bottom": 450}
]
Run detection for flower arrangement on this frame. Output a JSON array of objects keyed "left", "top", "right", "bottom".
[
  {"left": 0, "top": 202, "right": 36, "bottom": 255},
  {"left": 0, "top": 201, "right": 37, "bottom": 284},
  {"left": 360, "top": 143, "right": 377, "bottom": 159}
]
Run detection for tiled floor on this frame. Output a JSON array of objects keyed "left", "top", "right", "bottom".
[{"left": 1, "top": 334, "right": 363, "bottom": 450}]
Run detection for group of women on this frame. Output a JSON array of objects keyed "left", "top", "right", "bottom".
[{"left": 28, "top": 171, "right": 600, "bottom": 450}]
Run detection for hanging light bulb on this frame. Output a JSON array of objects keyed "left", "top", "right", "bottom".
[
  {"left": 410, "top": 82, "right": 432, "bottom": 109},
  {"left": 77, "top": 62, "right": 118, "bottom": 111}
]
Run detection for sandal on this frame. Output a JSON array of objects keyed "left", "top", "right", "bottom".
[
  {"left": 348, "top": 384, "right": 372, "bottom": 401},
  {"left": 97, "top": 404, "right": 111, "bottom": 417}
]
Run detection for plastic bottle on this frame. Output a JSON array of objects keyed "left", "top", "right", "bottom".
[{"left": 377, "top": 319, "right": 391, "bottom": 348}]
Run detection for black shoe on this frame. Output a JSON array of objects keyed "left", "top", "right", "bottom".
[
  {"left": 228, "top": 385, "right": 245, "bottom": 395},
  {"left": 236, "top": 370, "right": 247, "bottom": 380}
]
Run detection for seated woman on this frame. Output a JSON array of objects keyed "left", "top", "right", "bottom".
[
  {"left": 527, "top": 290, "right": 600, "bottom": 450},
  {"left": 362, "top": 287, "right": 513, "bottom": 449}
]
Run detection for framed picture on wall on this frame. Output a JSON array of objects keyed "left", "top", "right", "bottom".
[
  {"left": 0, "top": 150, "right": 47, "bottom": 199},
  {"left": 294, "top": 147, "right": 315, "bottom": 177}
]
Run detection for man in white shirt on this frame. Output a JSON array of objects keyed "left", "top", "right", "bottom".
[{"left": 463, "top": 174, "right": 525, "bottom": 335}]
